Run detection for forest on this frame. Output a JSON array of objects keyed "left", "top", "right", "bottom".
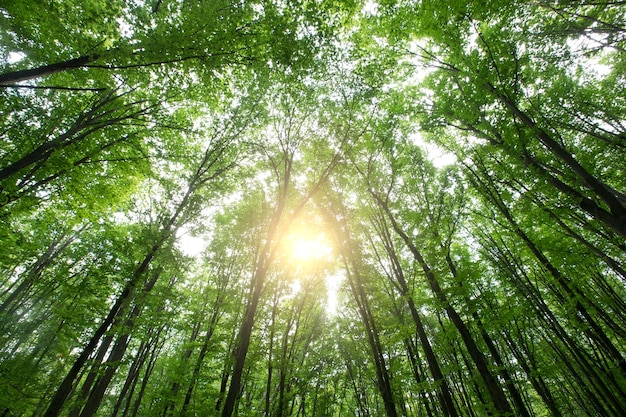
[{"left": 0, "top": 1, "right": 625, "bottom": 416}]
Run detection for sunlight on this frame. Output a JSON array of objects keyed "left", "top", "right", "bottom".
[
  {"left": 280, "top": 223, "right": 340, "bottom": 315},
  {"left": 324, "top": 271, "right": 345, "bottom": 316},
  {"left": 285, "top": 229, "right": 333, "bottom": 263},
  {"left": 177, "top": 231, "right": 207, "bottom": 257}
]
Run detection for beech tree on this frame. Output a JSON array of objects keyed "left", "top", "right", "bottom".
[{"left": 1, "top": 1, "right": 624, "bottom": 417}]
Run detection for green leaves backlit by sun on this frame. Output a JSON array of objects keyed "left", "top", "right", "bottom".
[{"left": 1, "top": 1, "right": 624, "bottom": 416}]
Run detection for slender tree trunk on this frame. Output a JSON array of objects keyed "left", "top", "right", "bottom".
[
  {"left": 336, "top": 222, "right": 398, "bottom": 417},
  {"left": 73, "top": 271, "right": 160, "bottom": 417},
  {"left": 43, "top": 230, "right": 169, "bottom": 417},
  {"left": 487, "top": 83, "right": 626, "bottom": 236},
  {"left": 403, "top": 339, "right": 436, "bottom": 417},
  {"left": 524, "top": 190, "right": 626, "bottom": 282},
  {"left": 220, "top": 261, "right": 269, "bottom": 417},
  {"left": 220, "top": 150, "right": 294, "bottom": 417},
  {"left": 473, "top": 310, "right": 531, "bottom": 416},
  {"left": 344, "top": 358, "right": 369, "bottom": 417},
  {"left": 277, "top": 297, "right": 298, "bottom": 417},
  {"left": 220, "top": 139, "right": 339, "bottom": 416},
  {"left": 462, "top": 120, "right": 626, "bottom": 238},
  {"left": 0, "top": 228, "right": 80, "bottom": 319},
  {"left": 372, "top": 194, "right": 513, "bottom": 416},
  {"left": 180, "top": 303, "right": 222, "bottom": 413},
  {"left": 443, "top": 249, "right": 532, "bottom": 417},
  {"left": 161, "top": 319, "right": 202, "bottom": 417},
  {"left": 264, "top": 290, "right": 280, "bottom": 416},
  {"left": 110, "top": 337, "right": 152, "bottom": 417},
  {"left": 0, "top": 90, "right": 148, "bottom": 185},
  {"left": 488, "top": 235, "right": 626, "bottom": 415},
  {"left": 5, "top": 133, "right": 139, "bottom": 208},
  {"left": 502, "top": 327, "right": 563, "bottom": 417},
  {"left": 469, "top": 161, "right": 626, "bottom": 376},
  {"left": 372, "top": 212, "right": 459, "bottom": 417},
  {"left": 79, "top": 333, "right": 132, "bottom": 417},
  {"left": 43, "top": 276, "right": 141, "bottom": 417},
  {"left": 44, "top": 133, "right": 234, "bottom": 416},
  {"left": 67, "top": 333, "right": 116, "bottom": 417},
  {"left": 127, "top": 336, "right": 163, "bottom": 417}
]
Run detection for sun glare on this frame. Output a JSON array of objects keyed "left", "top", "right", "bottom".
[
  {"left": 290, "top": 232, "right": 332, "bottom": 261},
  {"left": 325, "top": 271, "right": 345, "bottom": 316},
  {"left": 280, "top": 224, "right": 342, "bottom": 314}
]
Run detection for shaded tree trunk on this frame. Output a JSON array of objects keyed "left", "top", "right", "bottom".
[
  {"left": 371, "top": 193, "right": 513, "bottom": 416},
  {"left": 484, "top": 234, "right": 625, "bottom": 416},
  {"left": 42, "top": 246, "right": 159, "bottom": 417},
  {"left": 331, "top": 210, "right": 399, "bottom": 417},
  {"left": 467, "top": 160, "right": 626, "bottom": 377},
  {"left": 371, "top": 211, "right": 459, "bottom": 417},
  {"left": 0, "top": 90, "right": 150, "bottom": 185},
  {"left": 76, "top": 272, "right": 162, "bottom": 417}
]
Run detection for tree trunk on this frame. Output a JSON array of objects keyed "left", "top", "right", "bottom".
[
  {"left": 110, "top": 337, "right": 152, "bottom": 417},
  {"left": 502, "top": 327, "right": 563, "bottom": 417},
  {"left": 0, "top": 90, "right": 148, "bottom": 184},
  {"left": 67, "top": 333, "right": 116, "bottom": 417},
  {"left": 336, "top": 218, "right": 398, "bottom": 417},
  {"left": 264, "top": 291, "right": 280, "bottom": 417},
  {"left": 220, "top": 260, "right": 269, "bottom": 417},
  {"left": 220, "top": 137, "right": 340, "bottom": 416},
  {"left": 0, "top": 228, "right": 80, "bottom": 319},
  {"left": 403, "top": 339, "right": 436, "bottom": 417},
  {"left": 180, "top": 303, "right": 223, "bottom": 413},
  {"left": 373, "top": 194, "right": 513, "bottom": 416},
  {"left": 443, "top": 248, "right": 531, "bottom": 417},
  {"left": 372, "top": 212, "right": 459, "bottom": 417},
  {"left": 461, "top": 120, "right": 626, "bottom": 238},
  {"left": 488, "top": 83, "right": 626, "bottom": 236},
  {"left": 468, "top": 161, "right": 626, "bottom": 377},
  {"left": 126, "top": 335, "right": 163, "bottom": 417},
  {"left": 72, "top": 271, "right": 160, "bottom": 417},
  {"left": 42, "top": 236, "right": 164, "bottom": 417},
  {"left": 161, "top": 319, "right": 202, "bottom": 417},
  {"left": 487, "top": 235, "right": 626, "bottom": 415}
]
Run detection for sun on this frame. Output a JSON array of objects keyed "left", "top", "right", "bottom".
[
  {"left": 288, "top": 232, "right": 333, "bottom": 261},
  {"left": 279, "top": 224, "right": 343, "bottom": 314}
]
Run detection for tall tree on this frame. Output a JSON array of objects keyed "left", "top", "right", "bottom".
[
  {"left": 2, "top": 2, "right": 624, "bottom": 416},
  {"left": 220, "top": 82, "right": 347, "bottom": 416},
  {"left": 42, "top": 97, "right": 249, "bottom": 417}
]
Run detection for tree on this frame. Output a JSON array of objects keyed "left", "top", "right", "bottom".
[
  {"left": 42, "top": 96, "right": 249, "bottom": 417},
  {"left": 2, "top": 2, "right": 624, "bottom": 416},
  {"left": 219, "top": 81, "right": 347, "bottom": 417}
]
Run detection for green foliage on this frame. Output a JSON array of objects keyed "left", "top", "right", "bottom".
[{"left": 1, "top": 1, "right": 624, "bottom": 416}]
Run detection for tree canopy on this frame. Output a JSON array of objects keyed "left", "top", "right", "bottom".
[{"left": 1, "top": 1, "right": 624, "bottom": 416}]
